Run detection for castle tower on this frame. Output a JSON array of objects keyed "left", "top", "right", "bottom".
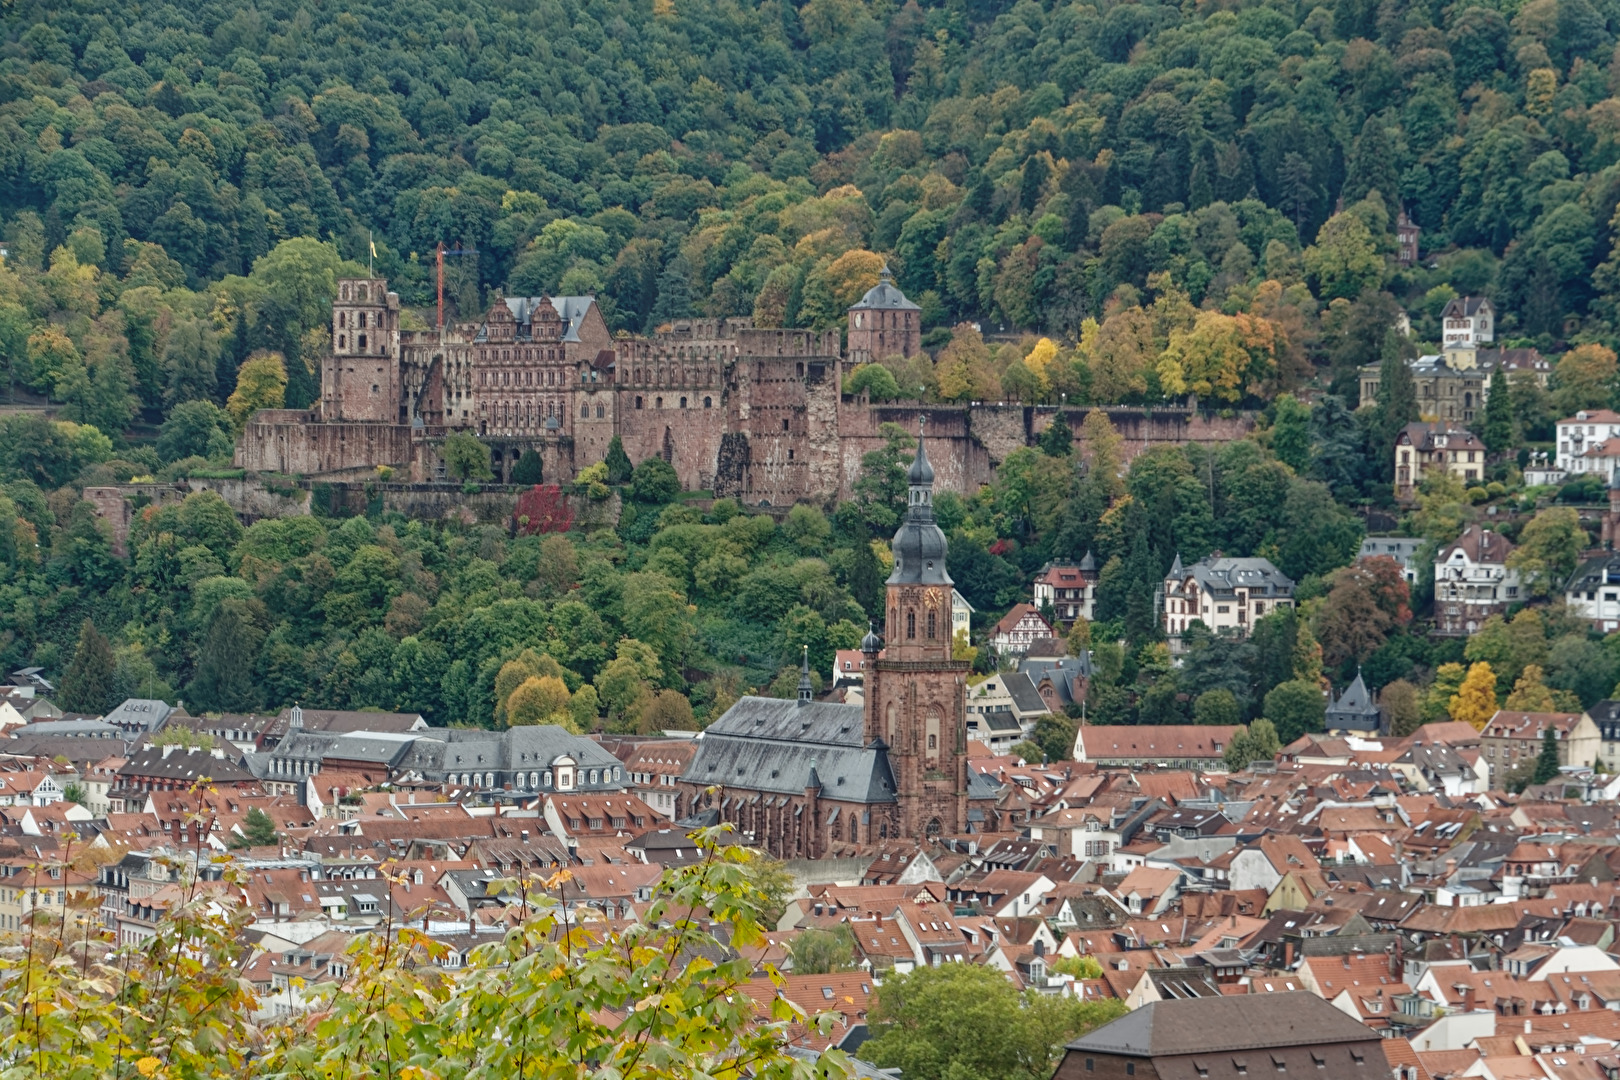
[
  {"left": 324, "top": 277, "right": 401, "bottom": 422},
  {"left": 863, "top": 423, "right": 970, "bottom": 839},
  {"left": 847, "top": 265, "right": 921, "bottom": 364}
]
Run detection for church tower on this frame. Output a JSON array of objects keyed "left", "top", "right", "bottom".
[{"left": 863, "top": 424, "right": 970, "bottom": 839}]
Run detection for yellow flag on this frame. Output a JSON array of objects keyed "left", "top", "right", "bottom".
[{"left": 370, "top": 238, "right": 378, "bottom": 259}]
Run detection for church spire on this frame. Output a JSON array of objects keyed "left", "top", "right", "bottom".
[{"left": 797, "top": 644, "right": 813, "bottom": 706}]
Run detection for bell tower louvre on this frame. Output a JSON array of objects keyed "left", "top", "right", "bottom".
[{"left": 863, "top": 422, "right": 972, "bottom": 839}]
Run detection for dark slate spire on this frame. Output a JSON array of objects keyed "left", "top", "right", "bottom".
[
  {"left": 797, "top": 644, "right": 813, "bottom": 706},
  {"left": 888, "top": 418, "right": 951, "bottom": 586},
  {"left": 861, "top": 621, "right": 883, "bottom": 655}
]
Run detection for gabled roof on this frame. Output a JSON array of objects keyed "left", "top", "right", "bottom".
[
  {"left": 1438, "top": 524, "right": 1513, "bottom": 566},
  {"left": 684, "top": 697, "right": 896, "bottom": 802}
]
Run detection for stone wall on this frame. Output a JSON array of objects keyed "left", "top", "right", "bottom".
[{"left": 236, "top": 410, "right": 413, "bottom": 475}]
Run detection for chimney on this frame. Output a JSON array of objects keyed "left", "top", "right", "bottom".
[
  {"left": 1284, "top": 940, "right": 1295, "bottom": 968},
  {"left": 1459, "top": 984, "right": 1476, "bottom": 1012}
]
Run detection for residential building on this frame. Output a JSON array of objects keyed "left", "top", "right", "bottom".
[
  {"left": 1073, "top": 725, "right": 1239, "bottom": 770},
  {"left": 1052, "top": 992, "right": 1389, "bottom": 1080},
  {"left": 1032, "top": 556, "right": 1098, "bottom": 625},
  {"left": 1325, "top": 673, "right": 1380, "bottom": 735},
  {"left": 618, "top": 739, "right": 696, "bottom": 819},
  {"left": 1161, "top": 554, "right": 1295, "bottom": 649},
  {"left": 1478, "top": 711, "right": 1601, "bottom": 786},
  {"left": 1433, "top": 524, "right": 1520, "bottom": 635},
  {"left": 1557, "top": 410, "right": 1620, "bottom": 473},
  {"left": 1359, "top": 353, "right": 1489, "bottom": 424},
  {"left": 1358, "top": 537, "right": 1423, "bottom": 585},
  {"left": 1392, "top": 423, "right": 1487, "bottom": 500},
  {"left": 1440, "top": 296, "right": 1495, "bottom": 350},
  {"left": 951, "top": 589, "right": 974, "bottom": 642},
  {"left": 1584, "top": 701, "right": 1620, "bottom": 775},
  {"left": 991, "top": 604, "right": 1055, "bottom": 659},
  {"left": 832, "top": 649, "right": 873, "bottom": 688},
  {"left": 1018, "top": 652, "right": 1092, "bottom": 715},
  {"left": 1566, "top": 553, "right": 1620, "bottom": 632}
]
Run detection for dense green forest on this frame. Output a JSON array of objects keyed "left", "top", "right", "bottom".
[{"left": 5, "top": 0, "right": 1620, "bottom": 737}]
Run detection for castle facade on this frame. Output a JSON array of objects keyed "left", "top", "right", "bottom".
[{"left": 236, "top": 271, "right": 1249, "bottom": 503}]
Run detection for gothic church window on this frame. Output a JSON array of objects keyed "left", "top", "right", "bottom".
[
  {"left": 907, "top": 611, "right": 916, "bottom": 638},
  {"left": 928, "top": 611, "right": 937, "bottom": 639}
]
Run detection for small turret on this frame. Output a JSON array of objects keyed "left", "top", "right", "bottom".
[{"left": 797, "top": 645, "right": 813, "bottom": 706}]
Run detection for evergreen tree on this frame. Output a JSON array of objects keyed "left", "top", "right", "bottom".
[
  {"left": 221, "top": 309, "right": 251, "bottom": 406},
  {"left": 1531, "top": 726, "right": 1562, "bottom": 787},
  {"left": 189, "top": 602, "right": 263, "bottom": 713},
  {"left": 1038, "top": 414, "right": 1072, "bottom": 457},
  {"left": 649, "top": 254, "right": 694, "bottom": 328},
  {"left": 232, "top": 806, "right": 279, "bottom": 848},
  {"left": 604, "top": 436, "right": 633, "bottom": 483},
  {"left": 1481, "top": 366, "right": 1513, "bottom": 454},
  {"left": 59, "top": 619, "right": 115, "bottom": 714},
  {"left": 1374, "top": 352, "right": 1419, "bottom": 480},
  {"left": 511, "top": 448, "right": 544, "bottom": 485},
  {"left": 1341, "top": 116, "right": 1400, "bottom": 220},
  {"left": 1122, "top": 528, "right": 1160, "bottom": 643},
  {"left": 848, "top": 526, "right": 883, "bottom": 617}
]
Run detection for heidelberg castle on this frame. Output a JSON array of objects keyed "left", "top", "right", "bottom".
[{"left": 235, "top": 270, "right": 1249, "bottom": 503}]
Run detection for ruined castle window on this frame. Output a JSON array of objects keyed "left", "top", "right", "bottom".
[
  {"left": 503, "top": 372, "right": 510, "bottom": 386},
  {"left": 358, "top": 333, "right": 368, "bottom": 350},
  {"left": 357, "top": 312, "right": 366, "bottom": 328},
  {"left": 680, "top": 396, "right": 687, "bottom": 408},
  {"left": 338, "top": 312, "right": 347, "bottom": 327},
  {"left": 635, "top": 396, "right": 643, "bottom": 409},
  {"left": 338, "top": 335, "right": 346, "bottom": 349},
  {"left": 796, "top": 362, "right": 804, "bottom": 377},
  {"left": 596, "top": 405, "right": 605, "bottom": 418},
  {"left": 704, "top": 397, "right": 712, "bottom": 408},
  {"left": 907, "top": 611, "right": 916, "bottom": 638},
  {"left": 656, "top": 397, "right": 664, "bottom": 408},
  {"left": 341, "top": 284, "right": 351, "bottom": 301},
  {"left": 788, "top": 449, "right": 794, "bottom": 460},
  {"left": 357, "top": 285, "right": 368, "bottom": 301},
  {"left": 547, "top": 370, "right": 555, "bottom": 386},
  {"left": 524, "top": 371, "right": 532, "bottom": 386},
  {"left": 782, "top": 418, "right": 789, "bottom": 431}
]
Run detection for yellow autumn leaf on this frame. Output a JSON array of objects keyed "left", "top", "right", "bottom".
[{"left": 136, "top": 1058, "right": 161, "bottom": 1078}]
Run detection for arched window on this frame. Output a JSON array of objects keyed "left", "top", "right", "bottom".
[
  {"left": 927, "top": 611, "right": 937, "bottom": 639},
  {"left": 680, "top": 396, "right": 687, "bottom": 408},
  {"left": 656, "top": 397, "right": 664, "bottom": 408},
  {"left": 338, "top": 335, "right": 346, "bottom": 349},
  {"left": 582, "top": 403, "right": 590, "bottom": 417},
  {"left": 358, "top": 312, "right": 367, "bottom": 328},
  {"left": 703, "top": 396, "right": 712, "bottom": 408},
  {"left": 635, "top": 396, "right": 643, "bottom": 409},
  {"left": 338, "top": 312, "right": 347, "bottom": 327},
  {"left": 907, "top": 610, "right": 916, "bottom": 638},
  {"left": 543, "top": 770, "right": 553, "bottom": 787},
  {"left": 928, "top": 733, "right": 937, "bottom": 750},
  {"left": 357, "top": 333, "right": 368, "bottom": 350},
  {"left": 596, "top": 405, "right": 605, "bottom": 418}
]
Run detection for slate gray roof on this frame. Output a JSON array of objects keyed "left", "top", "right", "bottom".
[
  {"left": 1066, "top": 992, "right": 1382, "bottom": 1057},
  {"left": 1170, "top": 556, "right": 1294, "bottom": 599},
  {"left": 889, "top": 432, "right": 950, "bottom": 587},
  {"left": 1018, "top": 654, "right": 1092, "bottom": 706},
  {"left": 685, "top": 697, "right": 897, "bottom": 802},
  {"left": 850, "top": 266, "right": 919, "bottom": 311},
  {"left": 1326, "top": 674, "right": 1379, "bottom": 731},
  {"left": 20, "top": 719, "right": 123, "bottom": 738},
  {"left": 1005, "top": 673, "right": 1049, "bottom": 715},
  {"left": 103, "top": 698, "right": 175, "bottom": 731},
  {"left": 393, "top": 726, "right": 622, "bottom": 783},
  {"left": 500, "top": 296, "right": 596, "bottom": 342},
  {"left": 1567, "top": 553, "right": 1620, "bottom": 596},
  {"left": 118, "top": 746, "right": 254, "bottom": 783}
]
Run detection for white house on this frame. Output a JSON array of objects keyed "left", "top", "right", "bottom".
[
  {"left": 951, "top": 589, "right": 974, "bottom": 642},
  {"left": 1566, "top": 554, "right": 1620, "bottom": 632},
  {"left": 1027, "top": 808, "right": 1121, "bottom": 860},
  {"left": 1440, "top": 296, "right": 1495, "bottom": 350},
  {"left": 1557, "top": 410, "right": 1620, "bottom": 474},
  {"left": 1433, "top": 524, "right": 1520, "bottom": 636},
  {"left": 1161, "top": 554, "right": 1295, "bottom": 649},
  {"left": 1359, "top": 537, "right": 1424, "bottom": 585},
  {"left": 1032, "top": 557, "right": 1098, "bottom": 625}
]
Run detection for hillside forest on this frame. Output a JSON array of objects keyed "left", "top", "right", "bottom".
[{"left": 3, "top": 0, "right": 1620, "bottom": 745}]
